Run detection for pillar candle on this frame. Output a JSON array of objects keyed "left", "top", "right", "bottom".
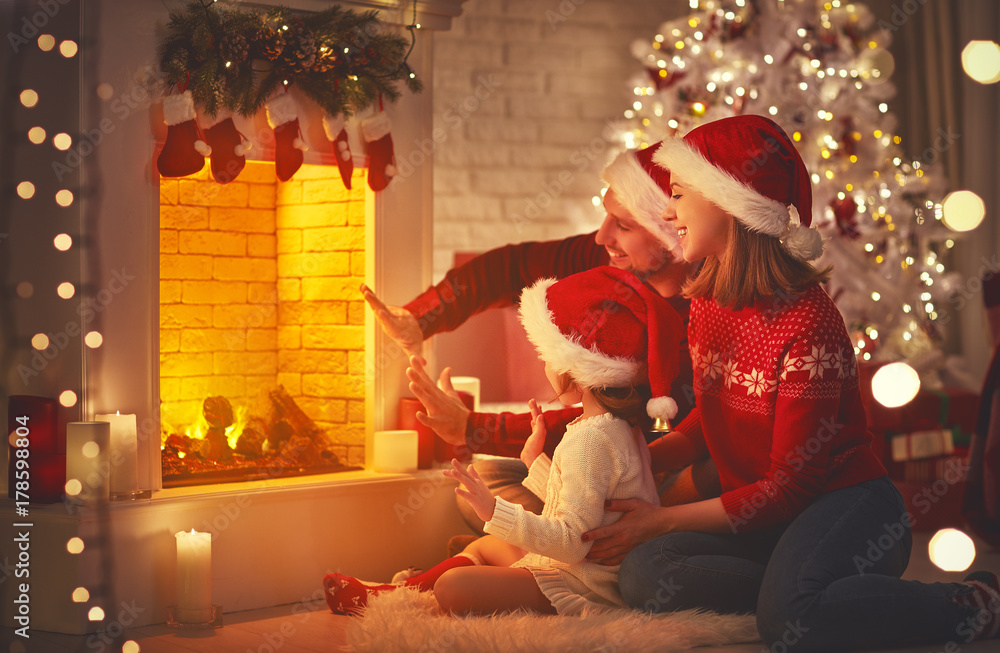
[
  {"left": 9, "top": 396, "right": 55, "bottom": 501},
  {"left": 450, "top": 377, "right": 481, "bottom": 411},
  {"left": 65, "top": 422, "right": 110, "bottom": 506},
  {"left": 8, "top": 395, "right": 59, "bottom": 453},
  {"left": 373, "top": 430, "right": 418, "bottom": 473},
  {"left": 175, "top": 529, "right": 213, "bottom": 623},
  {"left": 398, "top": 398, "right": 435, "bottom": 469},
  {"left": 95, "top": 412, "right": 139, "bottom": 496},
  {"left": 435, "top": 392, "right": 474, "bottom": 464}
]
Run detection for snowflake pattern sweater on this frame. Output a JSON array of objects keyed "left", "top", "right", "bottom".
[
  {"left": 484, "top": 412, "right": 659, "bottom": 614},
  {"left": 671, "top": 284, "right": 886, "bottom": 532}
]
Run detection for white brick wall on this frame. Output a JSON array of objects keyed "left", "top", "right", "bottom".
[{"left": 430, "top": 0, "right": 687, "bottom": 280}]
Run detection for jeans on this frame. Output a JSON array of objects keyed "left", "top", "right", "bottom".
[{"left": 620, "top": 476, "right": 983, "bottom": 651}]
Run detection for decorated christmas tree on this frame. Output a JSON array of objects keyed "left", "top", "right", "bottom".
[{"left": 618, "top": 0, "right": 981, "bottom": 387}]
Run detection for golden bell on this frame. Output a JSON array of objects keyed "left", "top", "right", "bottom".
[{"left": 649, "top": 417, "right": 673, "bottom": 433}]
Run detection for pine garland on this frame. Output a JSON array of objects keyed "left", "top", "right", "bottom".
[{"left": 158, "top": 1, "right": 422, "bottom": 118}]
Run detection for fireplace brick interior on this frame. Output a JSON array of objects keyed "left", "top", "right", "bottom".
[{"left": 158, "top": 161, "right": 368, "bottom": 479}]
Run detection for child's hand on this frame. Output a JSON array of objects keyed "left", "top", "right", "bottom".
[
  {"left": 442, "top": 459, "right": 496, "bottom": 523},
  {"left": 520, "top": 399, "right": 545, "bottom": 469}
]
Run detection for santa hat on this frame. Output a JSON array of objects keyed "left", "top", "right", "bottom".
[
  {"left": 653, "top": 115, "right": 824, "bottom": 261},
  {"left": 518, "top": 267, "right": 682, "bottom": 422},
  {"left": 601, "top": 142, "right": 681, "bottom": 256}
]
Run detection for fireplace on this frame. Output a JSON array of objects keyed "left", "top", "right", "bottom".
[
  {"left": 1, "top": 0, "right": 471, "bottom": 635},
  {"left": 158, "top": 162, "right": 367, "bottom": 486}
]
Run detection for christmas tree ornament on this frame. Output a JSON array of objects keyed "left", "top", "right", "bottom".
[
  {"left": 361, "top": 111, "right": 396, "bottom": 192},
  {"left": 323, "top": 113, "right": 354, "bottom": 190},
  {"left": 157, "top": 90, "right": 210, "bottom": 178},
  {"left": 202, "top": 114, "right": 251, "bottom": 184},
  {"left": 266, "top": 93, "right": 307, "bottom": 182}
]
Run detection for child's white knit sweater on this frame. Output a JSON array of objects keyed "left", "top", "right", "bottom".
[{"left": 484, "top": 411, "right": 658, "bottom": 614}]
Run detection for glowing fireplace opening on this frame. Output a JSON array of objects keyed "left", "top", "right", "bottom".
[{"left": 158, "top": 160, "right": 367, "bottom": 486}]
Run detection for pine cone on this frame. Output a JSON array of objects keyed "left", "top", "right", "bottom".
[
  {"left": 219, "top": 33, "right": 249, "bottom": 64},
  {"left": 257, "top": 27, "right": 286, "bottom": 61},
  {"left": 311, "top": 47, "right": 337, "bottom": 73},
  {"left": 282, "top": 28, "right": 317, "bottom": 75}
]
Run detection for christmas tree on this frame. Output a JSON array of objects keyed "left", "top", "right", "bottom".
[{"left": 618, "top": 0, "right": 980, "bottom": 385}]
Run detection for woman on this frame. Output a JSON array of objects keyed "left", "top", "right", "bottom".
[{"left": 582, "top": 115, "right": 999, "bottom": 651}]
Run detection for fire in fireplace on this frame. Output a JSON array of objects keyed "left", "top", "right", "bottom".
[{"left": 158, "top": 160, "right": 367, "bottom": 486}]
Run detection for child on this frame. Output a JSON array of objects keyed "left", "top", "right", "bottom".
[
  {"left": 324, "top": 265, "right": 684, "bottom": 615},
  {"left": 581, "top": 115, "right": 1000, "bottom": 649}
]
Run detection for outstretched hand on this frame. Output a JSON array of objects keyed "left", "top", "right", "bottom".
[
  {"left": 406, "top": 355, "right": 471, "bottom": 446},
  {"left": 520, "top": 399, "right": 546, "bottom": 468},
  {"left": 360, "top": 283, "right": 423, "bottom": 357},
  {"left": 583, "top": 499, "right": 663, "bottom": 566},
  {"left": 442, "top": 458, "right": 495, "bottom": 523}
]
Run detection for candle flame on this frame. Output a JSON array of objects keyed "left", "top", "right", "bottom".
[
  {"left": 116, "top": 410, "right": 120, "bottom": 416},
  {"left": 190, "top": 528, "right": 197, "bottom": 535}
]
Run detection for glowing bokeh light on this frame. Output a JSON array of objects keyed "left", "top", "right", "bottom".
[
  {"left": 941, "top": 190, "right": 986, "bottom": 232},
  {"left": 871, "top": 362, "right": 920, "bottom": 408},
  {"left": 928, "top": 528, "right": 976, "bottom": 572},
  {"left": 961, "top": 40, "right": 1000, "bottom": 84}
]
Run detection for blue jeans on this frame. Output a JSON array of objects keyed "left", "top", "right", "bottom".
[{"left": 619, "top": 476, "right": 984, "bottom": 651}]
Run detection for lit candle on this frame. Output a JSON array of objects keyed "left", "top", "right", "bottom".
[
  {"left": 450, "top": 376, "right": 481, "bottom": 411},
  {"left": 65, "top": 422, "right": 110, "bottom": 506},
  {"left": 95, "top": 412, "right": 139, "bottom": 497},
  {"left": 175, "top": 529, "right": 213, "bottom": 623},
  {"left": 373, "top": 430, "right": 418, "bottom": 473}
]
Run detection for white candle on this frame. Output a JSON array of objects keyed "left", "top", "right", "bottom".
[
  {"left": 175, "top": 529, "right": 213, "bottom": 623},
  {"left": 65, "top": 422, "right": 110, "bottom": 506},
  {"left": 95, "top": 412, "right": 139, "bottom": 496},
  {"left": 373, "top": 430, "right": 418, "bottom": 473},
  {"left": 450, "top": 376, "right": 481, "bottom": 411}
]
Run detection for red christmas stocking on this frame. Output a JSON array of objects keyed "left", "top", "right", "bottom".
[
  {"left": 323, "top": 113, "right": 354, "bottom": 190},
  {"left": 361, "top": 112, "right": 397, "bottom": 192},
  {"left": 203, "top": 114, "right": 250, "bottom": 184},
  {"left": 157, "top": 91, "right": 210, "bottom": 178},
  {"left": 266, "top": 93, "right": 307, "bottom": 182}
]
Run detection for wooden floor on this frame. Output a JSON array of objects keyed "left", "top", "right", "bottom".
[{"left": 5, "top": 530, "right": 999, "bottom": 653}]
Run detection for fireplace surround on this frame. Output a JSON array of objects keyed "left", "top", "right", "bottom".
[{"left": 1, "top": 0, "right": 470, "bottom": 635}]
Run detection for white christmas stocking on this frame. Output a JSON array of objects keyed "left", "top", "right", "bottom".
[
  {"left": 361, "top": 112, "right": 396, "bottom": 192},
  {"left": 157, "top": 90, "right": 210, "bottom": 178},
  {"left": 266, "top": 93, "right": 307, "bottom": 182},
  {"left": 323, "top": 113, "right": 354, "bottom": 190}
]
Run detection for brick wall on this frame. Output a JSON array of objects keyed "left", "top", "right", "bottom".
[
  {"left": 429, "top": 0, "right": 686, "bottom": 279},
  {"left": 159, "top": 161, "right": 367, "bottom": 467}
]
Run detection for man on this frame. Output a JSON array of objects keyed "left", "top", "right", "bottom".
[{"left": 362, "top": 142, "right": 716, "bottom": 534}]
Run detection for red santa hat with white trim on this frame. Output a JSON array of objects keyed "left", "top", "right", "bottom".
[
  {"left": 601, "top": 141, "right": 681, "bottom": 256},
  {"left": 653, "top": 115, "right": 824, "bottom": 261},
  {"left": 518, "top": 266, "right": 683, "bottom": 422}
]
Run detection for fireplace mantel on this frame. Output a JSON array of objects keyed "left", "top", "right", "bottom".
[{"left": 1, "top": 0, "right": 470, "bottom": 635}]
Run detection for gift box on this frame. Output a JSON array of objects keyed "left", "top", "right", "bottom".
[
  {"left": 891, "top": 429, "right": 955, "bottom": 462},
  {"left": 858, "top": 363, "right": 978, "bottom": 470},
  {"left": 859, "top": 363, "right": 977, "bottom": 433}
]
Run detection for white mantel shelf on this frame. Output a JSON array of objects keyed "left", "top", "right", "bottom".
[{"left": 1, "top": 471, "right": 469, "bottom": 635}]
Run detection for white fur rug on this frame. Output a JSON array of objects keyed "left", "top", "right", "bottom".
[{"left": 344, "top": 587, "right": 760, "bottom": 653}]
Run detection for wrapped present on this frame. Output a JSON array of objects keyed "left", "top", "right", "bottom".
[
  {"left": 859, "top": 363, "right": 978, "bottom": 455},
  {"left": 891, "top": 429, "right": 954, "bottom": 462}
]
